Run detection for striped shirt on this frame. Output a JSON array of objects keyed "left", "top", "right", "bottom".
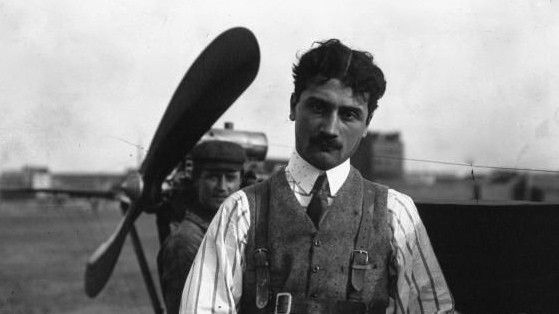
[{"left": 180, "top": 152, "right": 454, "bottom": 313}]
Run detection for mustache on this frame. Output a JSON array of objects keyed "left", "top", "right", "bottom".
[{"left": 309, "top": 135, "right": 343, "bottom": 150}]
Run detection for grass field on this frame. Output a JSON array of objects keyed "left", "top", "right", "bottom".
[{"left": 0, "top": 199, "right": 162, "bottom": 314}]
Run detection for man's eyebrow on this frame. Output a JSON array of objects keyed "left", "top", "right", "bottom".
[
  {"left": 305, "top": 96, "right": 330, "bottom": 105},
  {"left": 342, "top": 106, "right": 363, "bottom": 113}
]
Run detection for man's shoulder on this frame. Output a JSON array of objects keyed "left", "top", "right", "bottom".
[
  {"left": 218, "top": 186, "right": 256, "bottom": 220},
  {"left": 387, "top": 187, "right": 414, "bottom": 204},
  {"left": 385, "top": 187, "right": 421, "bottom": 224},
  {"left": 221, "top": 188, "right": 249, "bottom": 209},
  {"left": 351, "top": 166, "right": 389, "bottom": 191},
  {"left": 360, "top": 176, "right": 389, "bottom": 191},
  {"left": 240, "top": 169, "right": 286, "bottom": 199},
  {"left": 165, "top": 218, "right": 207, "bottom": 251},
  {"left": 241, "top": 177, "right": 271, "bottom": 195},
  {"left": 238, "top": 179, "right": 271, "bottom": 217},
  {"left": 181, "top": 210, "right": 211, "bottom": 230}
]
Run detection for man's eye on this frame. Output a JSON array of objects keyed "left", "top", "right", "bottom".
[
  {"left": 226, "top": 174, "right": 238, "bottom": 181},
  {"left": 308, "top": 102, "right": 324, "bottom": 113},
  {"left": 340, "top": 110, "right": 358, "bottom": 121}
]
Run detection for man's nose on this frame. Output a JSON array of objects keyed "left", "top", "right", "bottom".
[
  {"left": 321, "top": 112, "right": 340, "bottom": 137},
  {"left": 216, "top": 175, "right": 227, "bottom": 190}
]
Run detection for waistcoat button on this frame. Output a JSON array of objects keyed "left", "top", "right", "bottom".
[
  {"left": 312, "top": 265, "right": 320, "bottom": 272},
  {"left": 313, "top": 239, "right": 321, "bottom": 247}
]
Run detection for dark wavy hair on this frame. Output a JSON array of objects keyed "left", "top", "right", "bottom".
[{"left": 292, "top": 39, "right": 386, "bottom": 122}]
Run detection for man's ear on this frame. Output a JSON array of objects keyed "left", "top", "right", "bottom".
[
  {"left": 365, "top": 111, "right": 374, "bottom": 126},
  {"left": 363, "top": 113, "right": 373, "bottom": 137},
  {"left": 289, "top": 93, "right": 297, "bottom": 121}
]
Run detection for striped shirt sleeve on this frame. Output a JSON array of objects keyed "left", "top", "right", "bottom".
[
  {"left": 179, "top": 190, "right": 251, "bottom": 314},
  {"left": 386, "top": 189, "right": 455, "bottom": 314}
]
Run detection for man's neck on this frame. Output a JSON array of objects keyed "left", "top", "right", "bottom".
[{"left": 286, "top": 150, "right": 350, "bottom": 196}]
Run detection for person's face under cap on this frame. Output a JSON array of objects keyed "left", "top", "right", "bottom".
[{"left": 191, "top": 141, "right": 245, "bottom": 212}]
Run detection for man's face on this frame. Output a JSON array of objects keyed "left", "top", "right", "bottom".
[
  {"left": 195, "top": 169, "right": 242, "bottom": 212},
  {"left": 291, "top": 78, "right": 369, "bottom": 170}
]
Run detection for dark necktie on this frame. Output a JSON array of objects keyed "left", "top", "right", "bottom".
[{"left": 307, "top": 173, "right": 329, "bottom": 228}]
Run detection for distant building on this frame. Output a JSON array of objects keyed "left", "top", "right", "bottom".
[
  {"left": 351, "top": 131, "right": 404, "bottom": 180},
  {"left": 510, "top": 173, "right": 559, "bottom": 202},
  {"left": 51, "top": 172, "right": 124, "bottom": 191},
  {"left": 0, "top": 166, "right": 51, "bottom": 189},
  {"left": 1, "top": 166, "right": 124, "bottom": 199}
]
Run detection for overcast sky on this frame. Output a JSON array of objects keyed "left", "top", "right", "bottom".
[{"left": 1, "top": 0, "right": 558, "bottom": 174}]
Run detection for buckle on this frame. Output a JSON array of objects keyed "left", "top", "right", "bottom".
[
  {"left": 353, "top": 249, "right": 369, "bottom": 263},
  {"left": 274, "top": 292, "right": 292, "bottom": 314}
]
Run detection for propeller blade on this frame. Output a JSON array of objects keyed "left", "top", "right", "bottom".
[
  {"left": 84, "top": 27, "right": 260, "bottom": 297},
  {"left": 85, "top": 201, "right": 142, "bottom": 297},
  {"left": 141, "top": 26, "right": 260, "bottom": 201}
]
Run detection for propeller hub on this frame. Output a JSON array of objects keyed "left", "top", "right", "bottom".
[{"left": 120, "top": 172, "right": 144, "bottom": 201}]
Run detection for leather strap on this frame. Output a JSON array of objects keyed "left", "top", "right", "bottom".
[
  {"left": 254, "top": 180, "right": 271, "bottom": 309},
  {"left": 349, "top": 180, "right": 375, "bottom": 298}
]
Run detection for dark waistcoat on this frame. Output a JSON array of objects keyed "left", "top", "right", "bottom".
[{"left": 241, "top": 167, "right": 391, "bottom": 313}]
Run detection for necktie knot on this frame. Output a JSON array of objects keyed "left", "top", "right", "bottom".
[
  {"left": 307, "top": 173, "right": 329, "bottom": 228},
  {"left": 311, "top": 173, "right": 329, "bottom": 196}
]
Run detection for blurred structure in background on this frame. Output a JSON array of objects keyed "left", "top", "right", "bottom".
[
  {"left": 351, "top": 131, "right": 404, "bottom": 180},
  {"left": 0, "top": 166, "right": 124, "bottom": 200},
  {"left": 0, "top": 166, "right": 51, "bottom": 190}
]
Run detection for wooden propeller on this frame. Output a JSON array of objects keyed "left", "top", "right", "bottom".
[{"left": 84, "top": 27, "right": 260, "bottom": 297}]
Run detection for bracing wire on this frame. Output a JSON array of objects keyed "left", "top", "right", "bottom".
[
  {"left": 268, "top": 143, "right": 559, "bottom": 174},
  {"left": 372, "top": 155, "right": 559, "bottom": 174}
]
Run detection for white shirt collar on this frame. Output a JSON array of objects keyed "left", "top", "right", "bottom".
[{"left": 285, "top": 150, "right": 350, "bottom": 196}]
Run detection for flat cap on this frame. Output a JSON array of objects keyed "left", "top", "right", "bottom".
[{"left": 191, "top": 140, "right": 246, "bottom": 171}]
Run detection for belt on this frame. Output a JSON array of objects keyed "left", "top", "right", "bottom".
[{"left": 274, "top": 293, "right": 367, "bottom": 314}]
